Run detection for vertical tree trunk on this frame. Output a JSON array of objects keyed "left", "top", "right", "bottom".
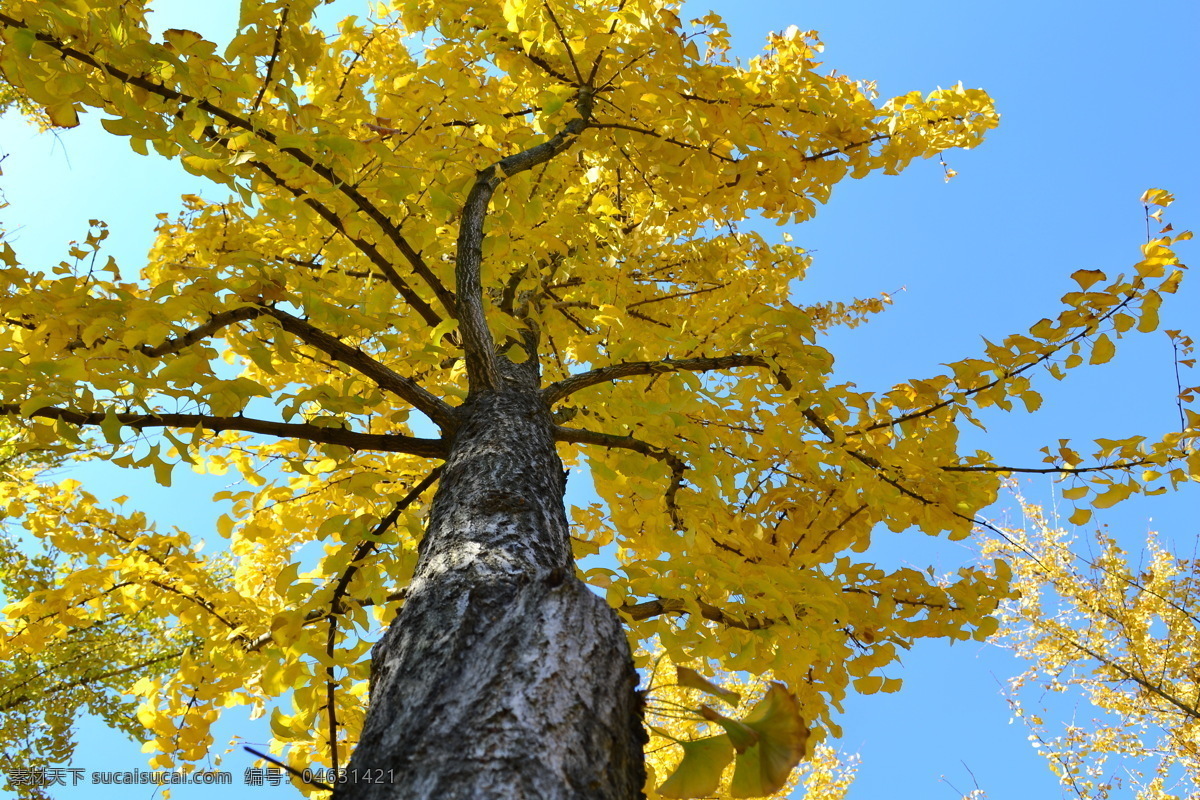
[{"left": 337, "top": 371, "right": 646, "bottom": 799}]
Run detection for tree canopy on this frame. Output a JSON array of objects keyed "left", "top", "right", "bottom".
[
  {"left": 0, "top": 1, "right": 1194, "bottom": 797},
  {"left": 990, "top": 491, "right": 1200, "bottom": 800}
]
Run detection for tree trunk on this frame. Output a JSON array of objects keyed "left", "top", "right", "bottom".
[{"left": 337, "top": 370, "right": 646, "bottom": 799}]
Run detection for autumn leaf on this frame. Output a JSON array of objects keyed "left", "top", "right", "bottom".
[
  {"left": 676, "top": 666, "right": 743, "bottom": 707},
  {"left": 1089, "top": 333, "right": 1115, "bottom": 365},
  {"left": 658, "top": 735, "right": 735, "bottom": 798},
  {"left": 729, "top": 686, "right": 810, "bottom": 798}
]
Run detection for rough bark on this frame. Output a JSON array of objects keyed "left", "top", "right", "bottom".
[{"left": 337, "top": 364, "right": 646, "bottom": 799}]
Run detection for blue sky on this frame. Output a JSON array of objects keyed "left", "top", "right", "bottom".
[{"left": 1, "top": 0, "right": 1198, "bottom": 798}]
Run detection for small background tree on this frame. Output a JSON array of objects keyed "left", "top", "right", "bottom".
[{"left": 0, "top": 1, "right": 1196, "bottom": 798}]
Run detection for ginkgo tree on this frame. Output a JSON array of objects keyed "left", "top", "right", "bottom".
[
  {"left": 0, "top": 1, "right": 1195, "bottom": 798},
  {"left": 0, "top": 416, "right": 196, "bottom": 789},
  {"left": 989, "top": 488, "right": 1200, "bottom": 800}
]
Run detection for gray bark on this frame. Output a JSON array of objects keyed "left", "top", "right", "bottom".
[{"left": 336, "top": 365, "right": 645, "bottom": 799}]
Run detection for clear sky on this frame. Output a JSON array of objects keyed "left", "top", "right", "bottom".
[{"left": 1, "top": 0, "right": 1197, "bottom": 798}]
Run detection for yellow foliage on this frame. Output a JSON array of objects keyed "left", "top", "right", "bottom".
[
  {"left": 642, "top": 650, "right": 858, "bottom": 800},
  {"left": 0, "top": 0, "right": 1192, "bottom": 795},
  {"left": 987, "top": 499, "right": 1200, "bottom": 799}
]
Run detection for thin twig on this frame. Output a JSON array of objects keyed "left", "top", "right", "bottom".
[
  {"left": 0, "top": 404, "right": 447, "bottom": 457},
  {"left": 250, "top": 7, "right": 289, "bottom": 113}
]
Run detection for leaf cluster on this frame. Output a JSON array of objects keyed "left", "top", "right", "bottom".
[{"left": 0, "top": 1, "right": 1192, "bottom": 793}]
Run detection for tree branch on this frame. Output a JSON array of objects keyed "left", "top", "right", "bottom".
[
  {"left": 146, "top": 579, "right": 241, "bottom": 632},
  {"left": 243, "top": 587, "right": 409, "bottom": 653},
  {"left": 65, "top": 304, "right": 457, "bottom": 429},
  {"left": 553, "top": 424, "right": 685, "bottom": 528},
  {"left": 940, "top": 458, "right": 1156, "bottom": 475},
  {"left": 244, "top": 478, "right": 435, "bottom": 653},
  {"left": 619, "top": 597, "right": 771, "bottom": 631},
  {"left": 248, "top": 159, "right": 444, "bottom": 328},
  {"left": 244, "top": 747, "right": 334, "bottom": 793},
  {"left": 135, "top": 307, "right": 261, "bottom": 358},
  {"left": 0, "top": 13, "right": 456, "bottom": 318},
  {"left": 852, "top": 244, "right": 1150, "bottom": 436},
  {"left": 0, "top": 650, "right": 184, "bottom": 713},
  {"left": 327, "top": 469, "right": 442, "bottom": 617},
  {"left": 53, "top": 307, "right": 261, "bottom": 356},
  {"left": 457, "top": 100, "right": 594, "bottom": 392},
  {"left": 493, "top": 31, "right": 579, "bottom": 85},
  {"left": 541, "top": 1, "right": 584, "bottom": 84},
  {"left": 544, "top": 355, "right": 1108, "bottom": 544},
  {"left": 802, "top": 116, "right": 968, "bottom": 164},
  {"left": 260, "top": 307, "right": 458, "bottom": 430},
  {"left": 250, "top": 5, "right": 289, "bottom": 113},
  {"left": 1048, "top": 624, "right": 1200, "bottom": 720},
  {"left": 677, "top": 91, "right": 815, "bottom": 115},
  {"left": 542, "top": 354, "right": 768, "bottom": 406},
  {"left": 620, "top": 589, "right": 965, "bottom": 631},
  {"left": 1, "top": 405, "right": 448, "bottom": 458},
  {"left": 802, "top": 132, "right": 890, "bottom": 162},
  {"left": 590, "top": 121, "right": 737, "bottom": 163},
  {"left": 322, "top": 468, "right": 441, "bottom": 768}
]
